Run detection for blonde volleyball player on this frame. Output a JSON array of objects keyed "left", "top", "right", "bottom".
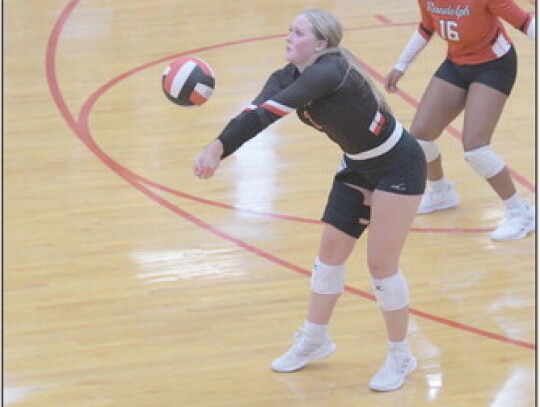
[{"left": 194, "top": 9, "right": 426, "bottom": 391}]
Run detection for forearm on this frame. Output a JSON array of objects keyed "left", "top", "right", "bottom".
[
  {"left": 217, "top": 110, "right": 272, "bottom": 159},
  {"left": 393, "top": 26, "right": 430, "bottom": 72}
]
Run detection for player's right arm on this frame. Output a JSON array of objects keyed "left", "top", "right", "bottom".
[
  {"left": 217, "top": 58, "right": 341, "bottom": 158},
  {"left": 194, "top": 58, "right": 342, "bottom": 179},
  {"left": 385, "top": 0, "right": 434, "bottom": 92},
  {"left": 193, "top": 68, "right": 289, "bottom": 179}
]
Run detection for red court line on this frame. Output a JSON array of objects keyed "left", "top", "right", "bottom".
[
  {"left": 131, "top": 172, "right": 491, "bottom": 233},
  {"left": 373, "top": 14, "right": 393, "bottom": 24},
  {"left": 46, "top": 0, "right": 535, "bottom": 351}
]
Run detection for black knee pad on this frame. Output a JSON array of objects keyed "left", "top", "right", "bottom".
[{"left": 321, "top": 180, "right": 371, "bottom": 239}]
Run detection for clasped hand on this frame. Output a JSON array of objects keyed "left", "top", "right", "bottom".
[{"left": 193, "top": 140, "right": 223, "bottom": 179}]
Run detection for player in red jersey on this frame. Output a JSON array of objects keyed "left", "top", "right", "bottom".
[{"left": 386, "top": 0, "right": 535, "bottom": 240}]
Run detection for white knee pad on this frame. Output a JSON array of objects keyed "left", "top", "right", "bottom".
[
  {"left": 311, "top": 258, "right": 346, "bottom": 294},
  {"left": 371, "top": 271, "right": 409, "bottom": 311},
  {"left": 464, "top": 146, "right": 506, "bottom": 179},
  {"left": 416, "top": 139, "right": 440, "bottom": 163}
]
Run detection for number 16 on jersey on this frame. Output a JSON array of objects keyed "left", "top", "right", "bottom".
[{"left": 439, "top": 20, "right": 460, "bottom": 41}]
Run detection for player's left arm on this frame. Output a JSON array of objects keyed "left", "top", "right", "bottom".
[
  {"left": 217, "top": 57, "right": 342, "bottom": 158},
  {"left": 488, "top": 0, "right": 536, "bottom": 39}
]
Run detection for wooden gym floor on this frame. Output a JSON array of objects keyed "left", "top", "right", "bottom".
[{"left": 4, "top": 0, "right": 536, "bottom": 406}]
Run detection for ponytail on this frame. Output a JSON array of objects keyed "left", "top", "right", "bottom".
[{"left": 302, "top": 8, "right": 391, "bottom": 113}]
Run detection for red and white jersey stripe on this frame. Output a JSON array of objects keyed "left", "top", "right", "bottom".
[
  {"left": 243, "top": 104, "right": 257, "bottom": 112},
  {"left": 261, "top": 100, "right": 295, "bottom": 117},
  {"left": 369, "top": 111, "right": 386, "bottom": 135}
]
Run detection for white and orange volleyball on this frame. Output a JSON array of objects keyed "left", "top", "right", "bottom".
[{"left": 162, "top": 56, "right": 215, "bottom": 106}]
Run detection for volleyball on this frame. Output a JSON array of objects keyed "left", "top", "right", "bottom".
[{"left": 162, "top": 56, "right": 215, "bottom": 106}]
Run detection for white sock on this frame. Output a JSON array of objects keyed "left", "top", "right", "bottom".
[
  {"left": 429, "top": 178, "right": 448, "bottom": 193},
  {"left": 388, "top": 339, "right": 410, "bottom": 354},
  {"left": 303, "top": 320, "right": 327, "bottom": 338},
  {"left": 503, "top": 193, "right": 522, "bottom": 211}
]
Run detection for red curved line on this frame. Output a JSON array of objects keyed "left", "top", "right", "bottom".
[
  {"left": 75, "top": 31, "right": 537, "bottom": 225},
  {"left": 136, "top": 174, "right": 493, "bottom": 232},
  {"left": 46, "top": 0, "right": 534, "bottom": 351},
  {"left": 45, "top": 0, "right": 81, "bottom": 134},
  {"left": 79, "top": 92, "right": 538, "bottom": 352},
  {"left": 54, "top": 37, "right": 496, "bottom": 234}
]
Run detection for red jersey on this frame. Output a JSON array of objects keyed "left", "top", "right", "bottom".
[{"left": 417, "top": 0, "right": 533, "bottom": 64}]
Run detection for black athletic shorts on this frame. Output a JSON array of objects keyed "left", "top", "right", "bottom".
[
  {"left": 321, "top": 129, "right": 427, "bottom": 238},
  {"left": 434, "top": 46, "right": 517, "bottom": 96}
]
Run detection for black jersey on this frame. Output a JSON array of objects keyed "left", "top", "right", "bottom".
[{"left": 217, "top": 53, "right": 395, "bottom": 158}]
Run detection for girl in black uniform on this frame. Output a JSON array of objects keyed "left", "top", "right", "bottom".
[{"left": 194, "top": 9, "right": 426, "bottom": 392}]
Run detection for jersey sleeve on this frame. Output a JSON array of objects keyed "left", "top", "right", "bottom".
[
  {"left": 216, "top": 69, "right": 288, "bottom": 158},
  {"left": 487, "top": 0, "right": 534, "bottom": 35},
  {"left": 417, "top": 0, "right": 436, "bottom": 38},
  {"left": 217, "top": 57, "right": 343, "bottom": 158},
  {"left": 393, "top": 0, "right": 434, "bottom": 72}
]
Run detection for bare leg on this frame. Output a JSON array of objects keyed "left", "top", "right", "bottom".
[
  {"left": 307, "top": 293, "right": 341, "bottom": 324},
  {"left": 270, "top": 220, "right": 359, "bottom": 373},
  {"left": 462, "top": 82, "right": 515, "bottom": 200},
  {"left": 306, "top": 223, "right": 358, "bottom": 324},
  {"left": 367, "top": 190, "right": 422, "bottom": 341},
  {"left": 410, "top": 77, "right": 467, "bottom": 181},
  {"left": 366, "top": 190, "right": 422, "bottom": 391}
]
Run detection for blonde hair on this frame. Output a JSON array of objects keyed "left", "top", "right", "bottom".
[{"left": 301, "top": 8, "right": 391, "bottom": 113}]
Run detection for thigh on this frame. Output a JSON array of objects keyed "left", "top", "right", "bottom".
[
  {"left": 410, "top": 76, "right": 467, "bottom": 141},
  {"left": 462, "top": 82, "right": 508, "bottom": 150},
  {"left": 367, "top": 190, "right": 421, "bottom": 278},
  {"left": 318, "top": 223, "right": 358, "bottom": 265}
]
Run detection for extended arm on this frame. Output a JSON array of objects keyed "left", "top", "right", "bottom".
[
  {"left": 385, "top": 25, "right": 432, "bottom": 92},
  {"left": 488, "top": 0, "right": 535, "bottom": 39},
  {"left": 194, "top": 57, "right": 343, "bottom": 178}
]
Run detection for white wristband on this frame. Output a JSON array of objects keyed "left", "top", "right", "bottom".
[
  {"left": 394, "top": 28, "right": 429, "bottom": 72},
  {"left": 526, "top": 17, "right": 536, "bottom": 40}
]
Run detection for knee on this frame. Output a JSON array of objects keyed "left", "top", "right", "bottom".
[
  {"left": 464, "top": 146, "right": 506, "bottom": 179},
  {"left": 371, "top": 270, "right": 410, "bottom": 311},
  {"left": 367, "top": 256, "right": 396, "bottom": 278},
  {"left": 311, "top": 257, "right": 346, "bottom": 294},
  {"left": 409, "top": 119, "right": 436, "bottom": 141},
  {"left": 416, "top": 139, "right": 440, "bottom": 163}
]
